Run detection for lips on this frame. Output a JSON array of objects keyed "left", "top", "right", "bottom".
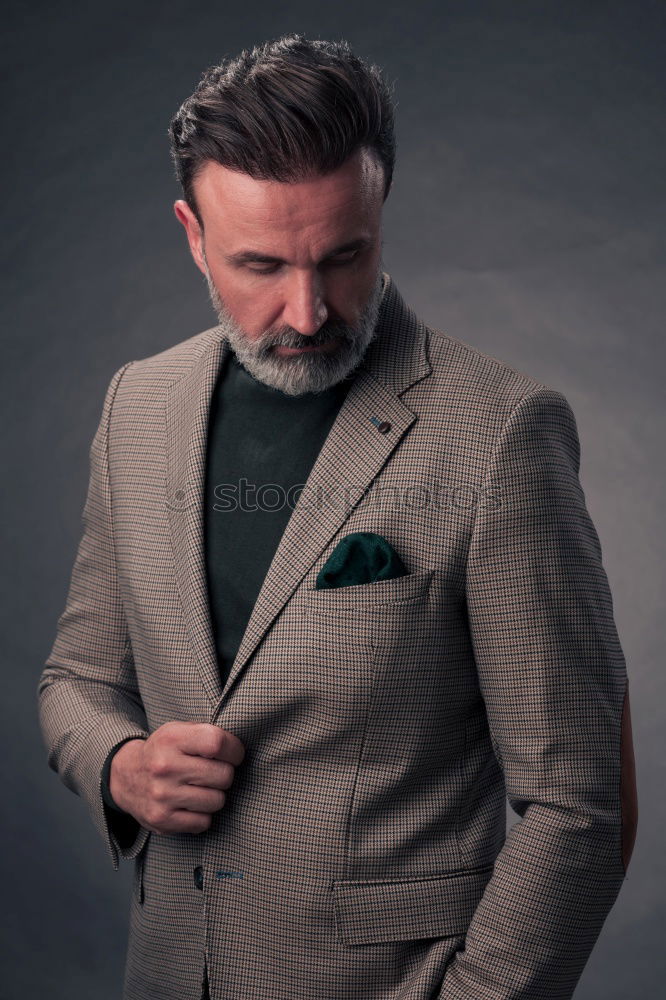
[{"left": 272, "top": 339, "right": 336, "bottom": 356}]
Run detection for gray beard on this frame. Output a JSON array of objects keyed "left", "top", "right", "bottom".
[{"left": 201, "top": 253, "right": 385, "bottom": 396}]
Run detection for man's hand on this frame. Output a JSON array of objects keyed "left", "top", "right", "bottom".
[{"left": 109, "top": 722, "right": 246, "bottom": 835}]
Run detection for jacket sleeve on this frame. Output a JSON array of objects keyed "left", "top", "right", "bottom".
[
  {"left": 37, "top": 362, "right": 151, "bottom": 871},
  {"left": 439, "top": 387, "right": 638, "bottom": 1000}
]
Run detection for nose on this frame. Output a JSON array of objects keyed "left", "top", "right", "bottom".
[{"left": 281, "top": 269, "right": 328, "bottom": 336}]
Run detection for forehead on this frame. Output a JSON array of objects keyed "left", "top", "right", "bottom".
[{"left": 194, "top": 148, "right": 384, "bottom": 246}]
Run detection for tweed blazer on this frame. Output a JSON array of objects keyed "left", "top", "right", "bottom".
[{"left": 38, "top": 272, "right": 636, "bottom": 1000}]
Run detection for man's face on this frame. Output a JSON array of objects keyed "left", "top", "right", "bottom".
[{"left": 173, "top": 147, "right": 386, "bottom": 395}]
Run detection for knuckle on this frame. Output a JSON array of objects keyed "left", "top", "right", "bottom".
[
  {"left": 150, "top": 755, "right": 171, "bottom": 778},
  {"left": 144, "top": 803, "right": 163, "bottom": 828},
  {"left": 151, "top": 784, "right": 168, "bottom": 805}
]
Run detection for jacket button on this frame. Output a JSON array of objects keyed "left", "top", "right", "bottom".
[
  {"left": 377, "top": 421, "right": 391, "bottom": 433},
  {"left": 194, "top": 865, "right": 204, "bottom": 890}
]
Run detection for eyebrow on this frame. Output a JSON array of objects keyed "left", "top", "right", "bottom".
[{"left": 224, "top": 236, "right": 373, "bottom": 267}]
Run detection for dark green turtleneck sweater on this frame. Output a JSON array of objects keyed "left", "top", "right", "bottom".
[
  {"left": 204, "top": 348, "right": 354, "bottom": 685},
  {"left": 101, "top": 348, "right": 354, "bottom": 815}
]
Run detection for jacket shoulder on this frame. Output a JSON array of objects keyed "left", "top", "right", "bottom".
[
  {"left": 424, "top": 324, "right": 565, "bottom": 420},
  {"left": 111, "top": 324, "right": 223, "bottom": 395},
  {"left": 106, "top": 326, "right": 222, "bottom": 410}
]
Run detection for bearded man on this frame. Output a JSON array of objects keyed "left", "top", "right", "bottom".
[{"left": 38, "top": 32, "right": 637, "bottom": 1000}]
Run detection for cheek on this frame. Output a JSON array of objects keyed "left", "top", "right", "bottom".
[
  {"left": 328, "top": 268, "right": 378, "bottom": 324},
  {"left": 218, "top": 278, "right": 278, "bottom": 338}
]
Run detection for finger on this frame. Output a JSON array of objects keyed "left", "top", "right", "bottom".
[
  {"left": 182, "top": 759, "right": 236, "bottom": 791},
  {"left": 210, "top": 728, "right": 246, "bottom": 766},
  {"left": 167, "top": 809, "right": 214, "bottom": 835},
  {"left": 168, "top": 723, "right": 245, "bottom": 766},
  {"left": 173, "top": 784, "right": 227, "bottom": 813}
]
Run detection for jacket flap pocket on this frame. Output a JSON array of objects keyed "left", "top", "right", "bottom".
[{"left": 333, "top": 866, "right": 494, "bottom": 945}]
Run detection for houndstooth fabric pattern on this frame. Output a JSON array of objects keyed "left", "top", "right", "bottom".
[{"left": 38, "top": 273, "right": 631, "bottom": 999}]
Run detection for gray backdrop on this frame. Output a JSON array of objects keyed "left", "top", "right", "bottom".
[{"left": 2, "top": 1, "right": 663, "bottom": 996}]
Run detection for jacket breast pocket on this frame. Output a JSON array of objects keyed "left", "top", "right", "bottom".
[
  {"left": 332, "top": 865, "right": 494, "bottom": 945},
  {"left": 301, "top": 568, "right": 434, "bottom": 612},
  {"left": 248, "top": 568, "right": 436, "bottom": 766},
  {"left": 298, "top": 568, "right": 435, "bottom": 654}
]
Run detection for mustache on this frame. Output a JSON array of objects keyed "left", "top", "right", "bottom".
[{"left": 257, "top": 320, "right": 355, "bottom": 353}]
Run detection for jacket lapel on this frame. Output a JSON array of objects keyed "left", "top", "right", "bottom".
[
  {"left": 165, "top": 273, "right": 433, "bottom": 710},
  {"left": 165, "top": 331, "right": 230, "bottom": 708}
]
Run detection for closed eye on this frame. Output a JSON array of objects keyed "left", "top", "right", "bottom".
[
  {"left": 326, "top": 250, "right": 360, "bottom": 265},
  {"left": 246, "top": 250, "right": 361, "bottom": 275}
]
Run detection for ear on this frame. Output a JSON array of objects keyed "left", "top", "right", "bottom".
[{"left": 173, "top": 200, "right": 206, "bottom": 275}]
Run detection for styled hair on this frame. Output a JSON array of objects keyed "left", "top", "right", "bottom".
[{"left": 168, "top": 33, "right": 396, "bottom": 228}]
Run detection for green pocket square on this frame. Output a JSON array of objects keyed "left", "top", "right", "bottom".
[{"left": 315, "top": 532, "right": 408, "bottom": 589}]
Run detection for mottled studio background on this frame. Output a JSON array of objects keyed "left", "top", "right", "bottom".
[{"left": 2, "top": 0, "right": 663, "bottom": 996}]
